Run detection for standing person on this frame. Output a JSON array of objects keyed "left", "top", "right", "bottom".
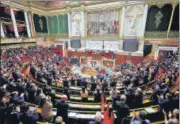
[
  {"left": 94, "top": 89, "right": 102, "bottom": 103},
  {"left": 41, "top": 96, "right": 53, "bottom": 122},
  {"left": 80, "top": 87, "right": 88, "bottom": 102},
  {"left": 56, "top": 95, "right": 68, "bottom": 123},
  {"left": 115, "top": 95, "right": 130, "bottom": 124}
]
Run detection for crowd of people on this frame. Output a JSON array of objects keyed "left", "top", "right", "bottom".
[{"left": 0, "top": 46, "right": 179, "bottom": 124}]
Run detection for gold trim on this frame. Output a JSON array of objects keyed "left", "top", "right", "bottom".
[
  {"left": 16, "top": 1, "right": 114, "bottom": 11},
  {"left": 167, "top": 3, "right": 176, "bottom": 38},
  {"left": 145, "top": 31, "right": 168, "bottom": 38}
]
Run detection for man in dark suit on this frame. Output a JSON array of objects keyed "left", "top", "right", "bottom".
[
  {"left": 63, "top": 78, "right": 69, "bottom": 88},
  {"left": 56, "top": 95, "right": 69, "bottom": 123},
  {"left": 115, "top": 95, "right": 130, "bottom": 124}
]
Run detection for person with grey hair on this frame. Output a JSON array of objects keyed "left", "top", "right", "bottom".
[
  {"left": 88, "top": 111, "right": 104, "bottom": 124},
  {"left": 115, "top": 94, "right": 130, "bottom": 124},
  {"left": 55, "top": 116, "right": 65, "bottom": 124}
]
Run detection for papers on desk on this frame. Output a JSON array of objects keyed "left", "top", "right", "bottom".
[
  {"left": 70, "top": 86, "right": 81, "bottom": 90},
  {"left": 76, "top": 114, "right": 95, "bottom": 119},
  {"left": 29, "top": 106, "right": 36, "bottom": 112},
  {"left": 145, "top": 107, "right": 155, "bottom": 114},
  {"left": 52, "top": 111, "right": 57, "bottom": 116},
  {"left": 68, "top": 112, "right": 96, "bottom": 120},
  {"left": 68, "top": 112, "right": 77, "bottom": 118}
]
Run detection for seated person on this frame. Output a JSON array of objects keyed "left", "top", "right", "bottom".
[
  {"left": 76, "top": 77, "right": 81, "bottom": 86},
  {"left": 55, "top": 116, "right": 65, "bottom": 124},
  {"left": 88, "top": 111, "right": 104, "bottom": 124},
  {"left": 130, "top": 111, "right": 151, "bottom": 124},
  {"left": 19, "top": 104, "right": 39, "bottom": 124},
  {"left": 63, "top": 77, "right": 69, "bottom": 88},
  {"left": 80, "top": 87, "right": 88, "bottom": 102},
  {"left": 70, "top": 76, "right": 75, "bottom": 86},
  {"left": 163, "top": 109, "right": 179, "bottom": 124},
  {"left": 94, "top": 89, "right": 102, "bottom": 102}
]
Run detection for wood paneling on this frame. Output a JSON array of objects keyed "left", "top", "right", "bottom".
[
  {"left": 145, "top": 39, "right": 178, "bottom": 46},
  {"left": 144, "top": 39, "right": 178, "bottom": 58},
  {"left": 67, "top": 50, "right": 143, "bottom": 65}
]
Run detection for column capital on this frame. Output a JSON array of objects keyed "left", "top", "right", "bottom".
[
  {"left": 66, "top": 7, "right": 72, "bottom": 14},
  {"left": 80, "top": 4, "right": 85, "bottom": 12}
]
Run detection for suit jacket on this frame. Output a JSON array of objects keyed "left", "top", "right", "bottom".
[
  {"left": 56, "top": 100, "right": 69, "bottom": 120},
  {"left": 6, "top": 111, "right": 20, "bottom": 124},
  {"left": 116, "top": 101, "right": 130, "bottom": 123}
]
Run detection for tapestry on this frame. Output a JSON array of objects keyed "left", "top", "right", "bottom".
[
  {"left": 87, "top": 9, "right": 119, "bottom": 36},
  {"left": 145, "top": 4, "right": 172, "bottom": 37},
  {"left": 70, "top": 39, "right": 81, "bottom": 49},
  {"left": 71, "top": 11, "right": 81, "bottom": 36},
  {"left": 48, "top": 16, "right": 58, "bottom": 35},
  {"left": 33, "top": 14, "right": 48, "bottom": 34},
  {"left": 57, "top": 14, "right": 68, "bottom": 36}
]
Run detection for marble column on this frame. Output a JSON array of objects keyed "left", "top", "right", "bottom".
[
  {"left": 10, "top": 8, "right": 19, "bottom": 38},
  {"left": 68, "top": 39, "right": 72, "bottom": 50},
  {"left": 138, "top": 4, "right": 148, "bottom": 51},
  {"left": 167, "top": 3, "right": 176, "bottom": 38},
  {"left": 81, "top": 5, "right": 85, "bottom": 37},
  {"left": 28, "top": 12, "right": 35, "bottom": 37},
  {"left": 1, "top": 22, "right": 5, "bottom": 38},
  {"left": 140, "top": 4, "right": 148, "bottom": 37},
  {"left": 119, "top": 6, "right": 126, "bottom": 51},
  {"left": 24, "top": 11, "right": 31, "bottom": 38},
  {"left": 67, "top": 12, "right": 72, "bottom": 37}
]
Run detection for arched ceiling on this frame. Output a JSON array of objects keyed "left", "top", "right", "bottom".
[{"left": 14, "top": 0, "right": 109, "bottom": 11}]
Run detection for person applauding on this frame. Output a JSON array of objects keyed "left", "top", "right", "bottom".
[{"left": 80, "top": 87, "right": 88, "bottom": 102}]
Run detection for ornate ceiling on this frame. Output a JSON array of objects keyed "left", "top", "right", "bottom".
[
  {"left": 15, "top": 1, "right": 105, "bottom": 11},
  {"left": 30, "top": 1, "right": 71, "bottom": 9}
]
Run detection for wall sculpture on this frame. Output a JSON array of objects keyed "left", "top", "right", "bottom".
[
  {"left": 124, "top": 5, "right": 144, "bottom": 37},
  {"left": 71, "top": 11, "right": 82, "bottom": 37}
]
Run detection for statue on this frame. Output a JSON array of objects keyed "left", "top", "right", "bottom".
[
  {"left": 126, "top": 6, "right": 143, "bottom": 36},
  {"left": 128, "top": 13, "right": 137, "bottom": 36}
]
